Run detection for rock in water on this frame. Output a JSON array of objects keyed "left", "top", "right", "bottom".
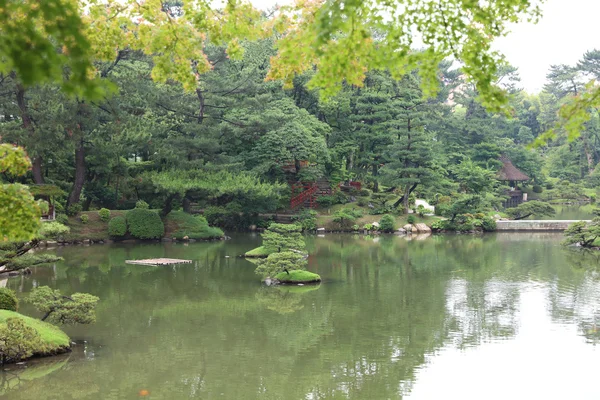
[{"left": 414, "top": 223, "right": 431, "bottom": 233}]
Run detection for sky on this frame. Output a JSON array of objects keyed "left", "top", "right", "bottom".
[{"left": 248, "top": 0, "right": 600, "bottom": 94}]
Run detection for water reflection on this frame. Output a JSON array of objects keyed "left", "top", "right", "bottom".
[{"left": 2, "top": 233, "right": 600, "bottom": 399}]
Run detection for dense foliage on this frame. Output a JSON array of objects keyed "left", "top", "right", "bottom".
[
  {"left": 108, "top": 216, "right": 127, "bottom": 238},
  {"left": 126, "top": 209, "right": 164, "bottom": 240},
  {"left": 28, "top": 286, "right": 99, "bottom": 325},
  {"left": 0, "top": 289, "right": 18, "bottom": 312}
]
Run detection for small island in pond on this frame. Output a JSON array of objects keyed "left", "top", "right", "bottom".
[{"left": 246, "top": 223, "right": 321, "bottom": 285}]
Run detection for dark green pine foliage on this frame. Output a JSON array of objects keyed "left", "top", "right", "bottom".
[{"left": 381, "top": 74, "right": 436, "bottom": 213}]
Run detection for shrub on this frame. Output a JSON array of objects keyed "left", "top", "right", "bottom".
[
  {"left": 431, "top": 219, "right": 448, "bottom": 231},
  {"left": 0, "top": 317, "right": 43, "bottom": 364},
  {"left": 135, "top": 200, "right": 149, "bottom": 209},
  {"left": 255, "top": 251, "right": 307, "bottom": 278},
  {"left": 167, "top": 211, "right": 224, "bottom": 239},
  {"left": 80, "top": 214, "right": 89, "bottom": 224},
  {"left": 316, "top": 195, "right": 337, "bottom": 208},
  {"left": 590, "top": 193, "right": 597, "bottom": 204},
  {"left": 379, "top": 214, "right": 395, "bottom": 232},
  {"left": 532, "top": 184, "right": 543, "bottom": 193},
  {"left": 363, "top": 223, "right": 374, "bottom": 231},
  {"left": 0, "top": 288, "right": 18, "bottom": 311},
  {"left": 359, "top": 189, "right": 372, "bottom": 197},
  {"left": 352, "top": 224, "right": 360, "bottom": 231},
  {"left": 333, "top": 190, "right": 348, "bottom": 204},
  {"left": 332, "top": 210, "right": 356, "bottom": 229},
  {"left": 127, "top": 209, "right": 164, "bottom": 239},
  {"left": 292, "top": 210, "right": 318, "bottom": 231},
  {"left": 98, "top": 208, "right": 111, "bottom": 222},
  {"left": 108, "top": 216, "right": 127, "bottom": 237},
  {"left": 356, "top": 198, "right": 368, "bottom": 207},
  {"left": 416, "top": 205, "right": 426, "bottom": 217},
  {"left": 66, "top": 203, "right": 82, "bottom": 216},
  {"left": 481, "top": 216, "right": 497, "bottom": 232},
  {"left": 39, "top": 221, "right": 70, "bottom": 240},
  {"left": 407, "top": 215, "right": 416, "bottom": 224},
  {"left": 55, "top": 213, "right": 69, "bottom": 225}
]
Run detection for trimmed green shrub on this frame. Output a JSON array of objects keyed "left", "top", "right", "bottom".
[
  {"left": 135, "top": 200, "right": 149, "bottom": 209},
  {"left": 481, "top": 216, "right": 497, "bottom": 232},
  {"left": 316, "top": 195, "right": 337, "bottom": 208},
  {"left": 379, "top": 214, "right": 395, "bottom": 232},
  {"left": 55, "top": 213, "right": 69, "bottom": 225},
  {"left": 167, "top": 211, "right": 224, "bottom": 240},
  {"left": 66, "top": 203, "right": 82, "bottom": 216},
  {"left": 98, "top": 208, "right": 111, "bottom": 222},
  {"left": 407, "top": 215, "right": 416, "bottom": 224},
  {"left": 332, "top": 210, "right": 356, "bottom": 229},
  {"left": 80, "top": 214, "right": 89, "bottom": 224},
  {"left": 292, "top": 210, "right": 318, "bottom": 231},
  {"left": 532, "top": 185, "right": 543, "bottom": 193},
  {"left": 39, "top": 222, "right": 70, "bottom": 240},
  {"left": 126, "top": 209, "right": 164, "bottom": 239},
  {"left": 0, "top": 288, "right": 18, "bottom": 312},
  {"left": 108, "top": 216, "right": 127, "bottom": 237}
]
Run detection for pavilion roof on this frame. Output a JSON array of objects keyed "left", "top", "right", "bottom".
[{"left": 497, "top": 156, "right": 530, "bottom": 181}]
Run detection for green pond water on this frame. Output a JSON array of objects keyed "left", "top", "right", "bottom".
[{"left": 2, "top": 233, "right": 600, "bottom": 399}]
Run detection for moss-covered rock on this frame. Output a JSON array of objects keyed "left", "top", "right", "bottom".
[
  {"left": 274, "top": 270, "right": 321, "bottom": 284},
  {"left": 244, "top": 246, "right": 272, "bottom": 258}
]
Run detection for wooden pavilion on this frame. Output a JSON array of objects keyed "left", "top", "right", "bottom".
[
  {"left": 497, "top": 156, "right": 530, "bottom": 208},
  {"left": 29, "top": 185, "right": 64, "bottom": 221}
]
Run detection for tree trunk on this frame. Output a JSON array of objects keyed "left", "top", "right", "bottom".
[
  {"left": 182, "top": 197, "right": 191, "bottom": 213},
  {"left": 403, "top": 184, "right": 410, "bottom": 214},
  {"left": 373, "top": 164, "right": 379, "bottom": 192},
  {"left": 67, "top": 139, "right": 86, "bottom": 207},
  {"left": 32, "top": 157, "right": 44, "bottom": 184},
  {"left": 15, "top": 83, "right": 45, "bottom": 184},
  {"left": 161, "top": 193, "right": 178, "bottom": 217}
]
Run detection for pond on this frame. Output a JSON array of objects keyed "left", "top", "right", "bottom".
[
  {"left": 2, "top": 233, "right": 600, "bottom": 399},
  {"left": 547, "top": 204, "right": 596, "bottom": 220}
]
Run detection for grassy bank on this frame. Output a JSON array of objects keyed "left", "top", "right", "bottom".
[
  {"left": 314, "top": 204, "right": 440, "bottom": 231},
  {"left": 62, "top": 210, "right": 223, "bottom": 242},
  {"left": 0, "top": 310, "right": 70, "bottom": 356}
]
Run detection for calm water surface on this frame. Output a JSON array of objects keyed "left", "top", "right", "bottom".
[{"left": 2, "top": 233, "right": 600, "bottom": 399}]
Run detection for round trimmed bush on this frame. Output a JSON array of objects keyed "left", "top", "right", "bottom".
[
  {"left": 80, "top": 214, "right": 89, "bottom": 224},
  {"left": 532, "top": 185, "right": 543, "bottom": 193},
  {"left": 98, "top": 208, "right": 111, "bottom": 222},
  {"left": 407, "top": 215, "right": 416, "bottom": 224},
  {"left": 0, "top": 288, "right": 18, "bottom": 311},
  {"left": 126, "top": 209, "right": 164, "bottom": 239},
  {"left": 135, "top": 200, "right": 149, "bottom": 209},
  {"left": 108, "top": 216, "right": 127, "bottom": 237}
]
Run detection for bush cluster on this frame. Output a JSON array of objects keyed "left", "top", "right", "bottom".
[
  {"left": 0, "top": 288, "right": 18, "bottom": 312},
  {"left": 126, "top": 209, "right": 164, "bottom": 239},
  {"left": 292, "top": 210, "right": 318, "bottom": 231},
  {"left": 39, "top": 221, "right": 70, "bottom": 240},
  {"left": 98, "top": 208, "right": 111, "bottom": 222},
  {"left": 431, "top": 214, "right": 496, "bottom": 232},
  {"left": 108, "top": 216, "right": 127, "bottom": 237}
]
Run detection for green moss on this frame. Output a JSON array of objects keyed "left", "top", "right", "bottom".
[
  {"left": 244, "top": 246, "right": 272, "bottom": 258},
  {"left": 165, "top": 211, "right": 224, "bottom": 240},
  {"left": 0, "top": 310, "right": 70, "bottom": 351},
  {"left": 274, "top": 270, "right": 321, "bottom": 283}
]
